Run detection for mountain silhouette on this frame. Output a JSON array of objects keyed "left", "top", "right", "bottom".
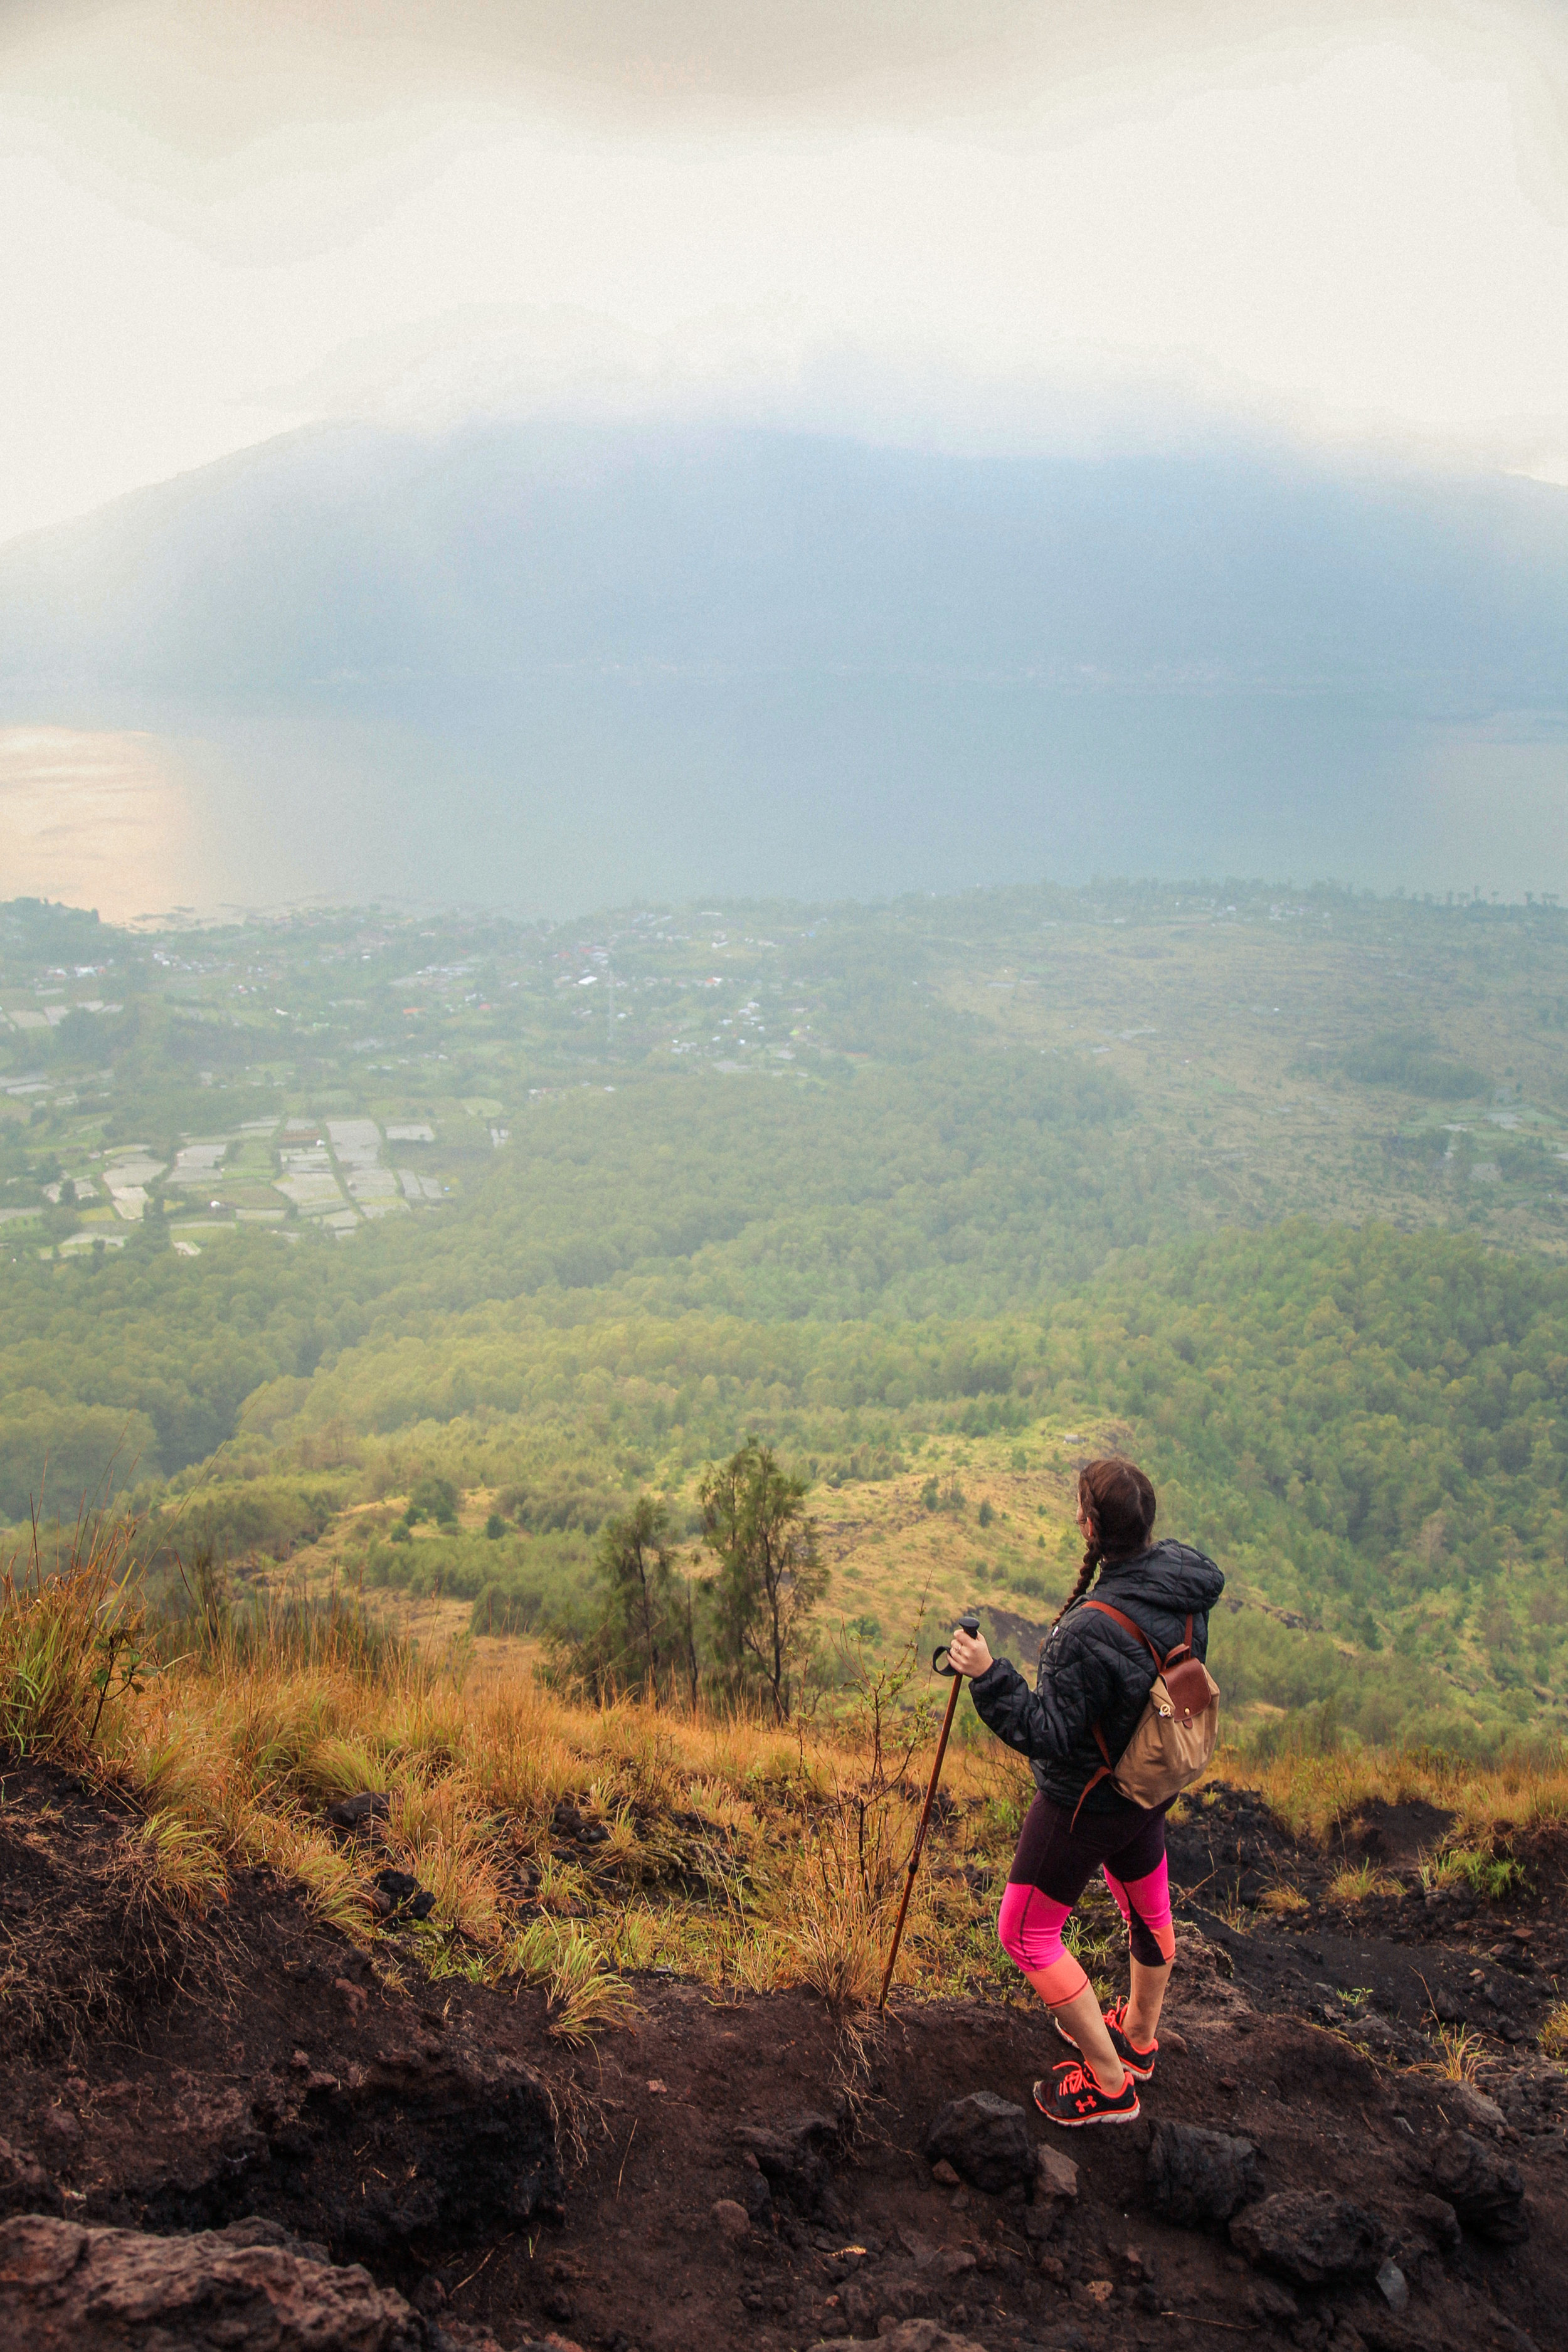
[{"left": 3, "top": 421, "right": 1565, "bottom": 909}]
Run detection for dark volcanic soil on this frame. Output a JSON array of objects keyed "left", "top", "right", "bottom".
[{"left": 3, "top": 1756, "right": 1567, "bottom": 2352}]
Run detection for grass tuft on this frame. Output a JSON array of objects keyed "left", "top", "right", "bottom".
[
  {"left": 1433, "top": 2023, "right": 1482, "bottom": 2084},
  {"left": 134, "top": 1809, "right": 228, "bottom": 1914},
  {"left": 1418, "top": 1845, "right": 1525, "bottom": 1902},
  {"left": 504, "top": 1919, "right": 640, "bottom": 2042},
  {"left": 1327, "top": 1860, "right": 1399, "bottom": 1904}
]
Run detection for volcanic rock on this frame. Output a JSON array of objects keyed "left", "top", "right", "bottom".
[
  {"left": 327, "top": 1793, "right": 389, "bottom": 1830},
  {"left": 1147, "top": 2121, "right": 1264, "bottom": 2227},
  {"left": 1445, "top": 2084, "right": 1507, "bottom": 2134},
  {"left": 0, "top": 2212, "right": 423, "bottom": 2349},
  {"left": 923, "top": 2092, "right": 1035, "bottom": 2195},
  {"left": 1377, "top": 2257, "right": 1409, "bottom": 2311},
  {"left": 869, "top": 2323, "right": 990, "bottom": 2352},
  {"left": 1426, "top": 2131, "right": 1528, "bottom": 2244},
  {"left": 1035, "top": 2143, "right": 1079, "bottom": 2201},
  {"left": 1229, "top": 2190, "right": 1383, "bottom": 2285},
  {"left": 0, "top": 2134, "right": 62, "bottom": 2217},
  {"left": 732, "top": 2112, "right": 841, "bottom": 2212},
  {"left": 371, "top": 1869, "right": 436, "bottom": 1921},
  {"left": 1410, "top": 2193, "right": 1462, "bottom": 2255}
]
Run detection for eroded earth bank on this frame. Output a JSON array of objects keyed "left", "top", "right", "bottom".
[{"left": 3, "top": 1758, "right": 1565, "bottom": 2352}]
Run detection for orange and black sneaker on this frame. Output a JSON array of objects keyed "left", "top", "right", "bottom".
[
  {"left": 1034, "top": 2057, "right": 1141, "bottom": 2129},
  {"left": 1055, "top": 1996, "right": 1158, "bottom": 2082}
]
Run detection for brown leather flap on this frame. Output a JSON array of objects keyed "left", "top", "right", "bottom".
[{"left": 1163, "top": 1658, "right": 1217, "bottom": 1719}]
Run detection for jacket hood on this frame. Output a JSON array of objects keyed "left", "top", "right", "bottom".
[{"left": 1092, "top": 1538, "right": 1225, "bottom": 1617}]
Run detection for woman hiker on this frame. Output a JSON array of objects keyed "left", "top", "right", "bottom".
[{"left": 945, "top": 1456, "right": 1223, "bottom": 2129}]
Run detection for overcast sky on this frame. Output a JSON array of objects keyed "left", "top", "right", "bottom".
[{"left": 4, "top": 0, "right": 1568, "bottom": 547}]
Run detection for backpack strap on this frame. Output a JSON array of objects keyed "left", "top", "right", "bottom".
[
  {"left": 1069, "top": 1722, "right": 1116, "bottom": 1832},
  {"left": 1081, "top": 1598, "right": 1194, "bottom": 1672}
]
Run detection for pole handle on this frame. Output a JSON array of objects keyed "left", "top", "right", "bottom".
[{"left": 931, "top": 1610, "right": 982, "bottom": 1678}]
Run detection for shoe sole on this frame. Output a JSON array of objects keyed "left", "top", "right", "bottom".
[
  {"left": 1052, "top": 2022, "right": 1157, "bottom": 2083},
  {"left": 1032, "top": 2086, "right": 1143, "bottom": 2128}
]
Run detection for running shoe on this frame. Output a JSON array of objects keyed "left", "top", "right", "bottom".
[
  {"left": 1054, "top": 1995, "right": 1158, "bottom": 2081},
  {"left": 1034, "top": 2057, "right": 1142, "bottom": 2128}
]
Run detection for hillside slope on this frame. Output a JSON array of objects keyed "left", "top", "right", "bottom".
[{"left": 3, "top": 1750, "right": 1565, "bottom": 2352}]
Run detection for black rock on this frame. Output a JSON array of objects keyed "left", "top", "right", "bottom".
[
  {"left": 1411, "top": 2193, "right": 1463, "bottom": 2256},
  {"left": 369, "top": 1868, "right": 437, "bottom": 1921},
  {"left": 1146, "top": 2121, "right": 1264, "bottom": 2227},
  {"left": 0, "top": 2136, "right": 62, "bottom": 2218},
  {"left": 923, "top": 2091, "right": 1036, "bottom": 2196},
  {"left": 1427, "top": 2131, "right": 1528, "bottom": 2245},
  {"left": 1230, "top": 2191, "right": 1383, "bottom": 2286},
  {"left": 328, "top": 1791, "right": 389, "bottom": 1829},
  {"left": 741, "top": 2167, "right": 773, "bottom": 2224},
  {"left": 733, "top": 2112, "right": 842, "bottom": 2213}
]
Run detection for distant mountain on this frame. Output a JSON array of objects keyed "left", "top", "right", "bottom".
[{"left": 3, "top": 421, "right": 1565, "bottom": 909}]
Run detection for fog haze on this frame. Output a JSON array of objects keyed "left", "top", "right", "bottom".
[
  {"left": 3, "top": 421, "right": 1564, "bottom": 918},
  {"left": 3, "top": 3, "right": 1567, "bottom": 913}
]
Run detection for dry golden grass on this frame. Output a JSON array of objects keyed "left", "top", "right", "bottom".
[
  {"left": 1212, "top": 1739, "right": 1568, "bottom": 1851},
  {"left": 1256, "top": 1880, "right": 1309, "bottom": 1917},
  {"left": 1432, "top": 2023, "right": 1483, "bottom": 2084},
  {"left": 0, "top": 1522, "right": 1027, "bottom": 2026},
  {"left": 7, "top": 1520, "right": 1565, "bottom": 2042},
  {"left": 1325, "top": 1860, "right": 1401, "bottom": 1904}
]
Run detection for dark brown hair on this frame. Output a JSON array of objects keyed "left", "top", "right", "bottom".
[{"left": 1055, "top": 1456, "right": 1157, "bottom": 1621}]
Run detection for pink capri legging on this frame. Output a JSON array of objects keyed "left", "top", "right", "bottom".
[{"left": 996, "top": 1793, "right": 1175, "bottom": 2000}]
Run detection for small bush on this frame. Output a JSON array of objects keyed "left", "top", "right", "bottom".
[
  {"left": 408, "top": 1474, "right": 459, "bottom": 1527},
  {"left": 470, "top": 1581, "right": 543, "bottom": 1638}
]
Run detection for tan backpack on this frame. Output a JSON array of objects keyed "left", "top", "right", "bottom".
[{"left": 1069, "top": 1600, "right": 1220, "bottom": 1828}]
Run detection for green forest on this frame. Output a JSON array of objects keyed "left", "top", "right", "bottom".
[{"left": 3, "top": 881, "right": 1566, "bottom": 1752}]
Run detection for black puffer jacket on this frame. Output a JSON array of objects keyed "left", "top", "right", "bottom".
[{"left": 968, "top": 1540, "right": 1224, "bottom": 1815}]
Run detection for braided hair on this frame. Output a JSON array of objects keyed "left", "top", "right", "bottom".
[{"left": 1054, "top": 1456, "right": 1158, "bottom": 1623}]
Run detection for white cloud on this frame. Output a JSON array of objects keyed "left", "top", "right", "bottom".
[{"left": 3, "top": 1, "right": 1567, "bottom": 542}]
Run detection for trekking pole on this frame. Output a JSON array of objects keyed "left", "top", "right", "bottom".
[{"left": 877, "top": 1612, "right": 979, "bottom": 2013}]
